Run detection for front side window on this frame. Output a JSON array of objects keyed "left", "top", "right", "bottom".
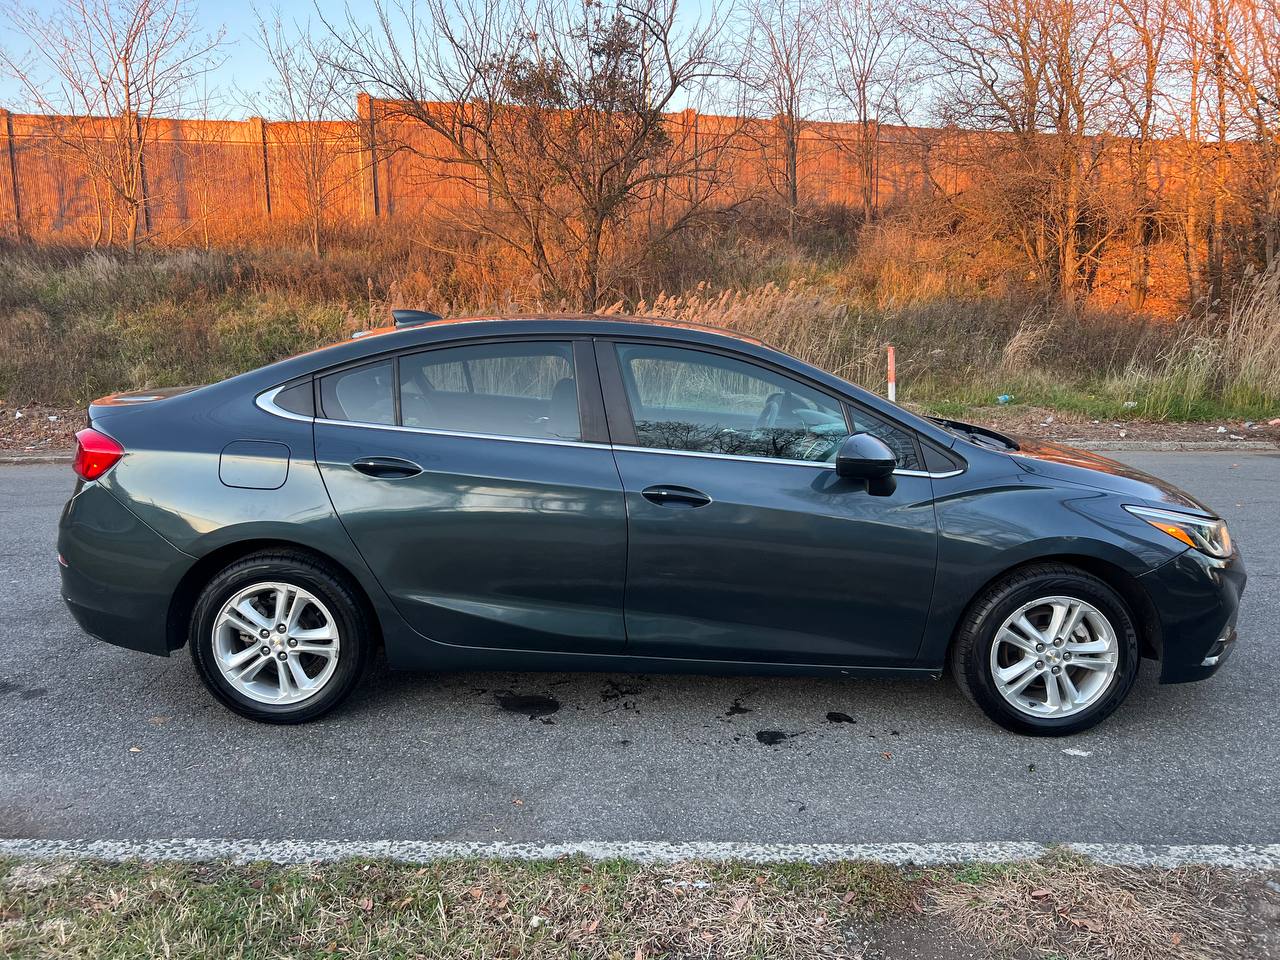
[
  {"left": 615, "top": 343, "right": 921, "bottom": 468},
  {"left": 399, "top": 341, "right": 580, "bottom": 440},
  {"left": 615, "top": 344, "right": 850, "bottom": 462}
]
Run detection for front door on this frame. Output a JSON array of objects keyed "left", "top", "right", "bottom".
[
  {"left": 314, "top": 339, "right": 627, "bottom": 654},
  {"left": 600, "top": 341, "right": 938, "bottom": 666}
]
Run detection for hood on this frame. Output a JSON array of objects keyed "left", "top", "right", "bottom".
[{"left": 1008, "top": 436, "right": 1216, "bottom": 516}]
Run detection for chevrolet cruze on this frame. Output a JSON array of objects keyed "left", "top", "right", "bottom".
[{"left": 58, "top": 314, "right": 1246, "bottom": 734}]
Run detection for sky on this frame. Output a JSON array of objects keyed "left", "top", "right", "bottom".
[{"left": 0, "top": 0, "right": 358, "bottom": 115}]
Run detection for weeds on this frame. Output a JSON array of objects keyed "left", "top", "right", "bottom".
[
  {"left": 0, "top": 243, "right": 1277, "bottom": 421},
  {"left": 1, "top": 853, "right": 1270, "bottom": 960}
]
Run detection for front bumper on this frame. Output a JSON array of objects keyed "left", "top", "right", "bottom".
[
  {"left": 58, "top": 482, "right": 195, "bottom": 656},
  {"left": 1138, "top": 547, "right": 1246, "bottom": 684}
]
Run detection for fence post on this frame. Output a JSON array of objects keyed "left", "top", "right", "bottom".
[
  {"left": 357, "top": 93, "right": 379, "bottom": 220},
  {"left": 1, "top": 109, "right": 23, "bottom": 241},
  {"left": 135, "top": 114, "right": 152, "bottom": 237},
  {"left": 250, "top": 116, "right": 271, "bottom": 217}
]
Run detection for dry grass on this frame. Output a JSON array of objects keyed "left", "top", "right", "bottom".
[
  {"left": 0, "top": 857, "right": 914, "bottom": 960},
  {"left": 929, "top": 852, "right": 1255, "bottom": 960},
  {"left": 1222, "top": 262, "right": 1280, "bottom": 404},
  {"left": 0, "top": 240, "right": 1277, "bottom": 421},
  {"left": 2, "top": 853, "right": 1273, "bottom": 960}
]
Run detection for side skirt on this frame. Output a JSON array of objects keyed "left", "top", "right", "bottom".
[{"left": 383, "top": 636, "right": 941, "bottom": 680}]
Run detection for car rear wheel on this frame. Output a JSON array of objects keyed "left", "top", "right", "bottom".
[
  {"left": 951, "top": 563, "right": 1140, "bottom": 736},
  {"left": 189, "top": 551, "right": 371, "bottom": 723}
]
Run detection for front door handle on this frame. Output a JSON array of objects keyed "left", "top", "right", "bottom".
[
  {"left": 641, "top": 484, "right": 712, "bottom": 508},
  {"left": 351, "top": 456, "right": 422, "bottom": 480}
]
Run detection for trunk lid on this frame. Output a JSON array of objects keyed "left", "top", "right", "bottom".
[{"left": 88, "top": 385, "right": 205, "bottom": 423}]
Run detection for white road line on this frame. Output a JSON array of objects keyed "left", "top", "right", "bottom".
[{"left": 2, "top": 839, "right": 1279, "bottom": 868}]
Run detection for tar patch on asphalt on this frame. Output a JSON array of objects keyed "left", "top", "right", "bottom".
[{"left": 495, "top": 692, "right": 560, "bottom": 721}]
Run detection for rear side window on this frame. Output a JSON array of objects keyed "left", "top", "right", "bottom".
[
  {"left": 398, "top": 342, "right": 580, "bottom": 440},
  {"left": 319, "top": 361, "right": 394, "bottom": 425}
]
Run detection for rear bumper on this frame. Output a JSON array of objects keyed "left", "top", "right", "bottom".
[
  {"left": 1139, "top": 548, "right": 1246, "bottom": 684},
  {"left": 58, "top": 482, "right": 195, "bottom": 656}
]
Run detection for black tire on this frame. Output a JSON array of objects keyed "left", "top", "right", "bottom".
[
  {"left": 950, "top": 563, "right": 1140, "bottom": 736},
  {"left": 189, "top": 550, "right": 371, "bottom": 724}
]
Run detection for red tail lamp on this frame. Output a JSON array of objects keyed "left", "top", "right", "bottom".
[{"left": 72, "top": 428, "right": 125, "bottom": 481}]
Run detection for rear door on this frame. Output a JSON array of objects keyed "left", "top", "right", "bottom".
[
  {"left": 599, "top": 340, "right": 939, "bottom": 666},
  {"left": 314, "top": 338, "right": 627, "bottom": 654}
]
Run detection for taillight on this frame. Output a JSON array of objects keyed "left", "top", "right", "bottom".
[{"left": 72, "top": 428, "right": 125, "bottom": 481}]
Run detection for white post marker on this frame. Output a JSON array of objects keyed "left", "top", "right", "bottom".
[{"left": 887, "top": 344, "right": 897, "bottom": 402}]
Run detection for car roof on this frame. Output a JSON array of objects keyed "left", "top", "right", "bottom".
[
  {"left": 345, "top": 313, "right": 766, "bottom": 348},
  {"left": 245, "top": 313, "right": 959, "bottom": 450}
]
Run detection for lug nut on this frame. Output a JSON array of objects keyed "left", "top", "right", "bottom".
[
  {"left": 1063, "top": 652, "right": 1072, "bottom": 661},
  {"left": 276, "top": 652, "right": 288, "bottom": 661},
  {"left": 1052, "top": 665, "right": 1061, "bottom": 675},
  {"left": 259, "top": 628, "right": 270, "bottom": 639},
  {"left": 259, "top": 645, "right": 269, "bottom": 656},
  {"left": 287, "top": 638, "right": 297, "bottom": 647},
  {"left": 1035, "top": 642, "right": 1045, "bottom": 652},
  {"left": 276, "top": 623, "right": 287, "bottom": 633},
  {"left": 1054, "top": 638, "right": 1065, "bottom": 647},
  {"left": 1035, "top": 660, "right": 1044, "bottom": 669}
]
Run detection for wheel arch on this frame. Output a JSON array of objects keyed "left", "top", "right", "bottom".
[
  {"left": 165, "top": 538, "right": 383, "bottom": 653},
  {"left": 945, "top": 554, "right": 1162, "bottom": 665}
]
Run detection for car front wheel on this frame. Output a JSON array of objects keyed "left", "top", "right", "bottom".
[
  {"left": 951, "top": 563, "right": 1140, "bottom": 736},
  {"left": 189, "top": 551, "right": 371, "bottom": 723}
]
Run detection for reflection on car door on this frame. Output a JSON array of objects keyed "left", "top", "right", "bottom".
[
  {"left": 314, "top": 340, "right": 628, "bottom": 656},
  {"left": 600, "top": 340, "right": 939, "bottom": 666}
]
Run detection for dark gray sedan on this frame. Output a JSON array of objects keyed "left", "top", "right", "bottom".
[{"left": 58, "top": 315, "right": 1245, "bottom": 734}]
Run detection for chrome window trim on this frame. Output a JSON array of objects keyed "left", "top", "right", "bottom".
[
  {"left": 612, "top": 444, "right": 963, "bottom": 478},
  {"left": 897, "top": 467, "right": 964, "bottom": 479},
  {"left": 258, "top": 388, "right": 965, "bottom": 477},
  {"left": 611, "top": 443, "right": 836, "bottom": 470},
  {"left": 255, "top": 385, "right": 314, "bottom": 424},
  {"left": 314, "top": 417, "right": 603, "bottom": 450}
]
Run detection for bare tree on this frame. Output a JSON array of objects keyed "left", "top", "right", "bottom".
[
  {"left": 1168, "top": 0, "right": 1211, "bottom": 304},
  {"left": 908, "top": 0, "right": 1118, "bottom": 302},
  {"left": 819, "top": 0, "right": 919, "bottom": 223},
  {"left": 0, "top": 0, "right": 222, "bottom": 252},
  {"left": 248, "top": 11, "right": 358, "bottom": 257},
  {"left": 1215, "top": 0, "right": 1280, "bottom": 269},
  {"left": 325, "top": 0, "right": 738, "bottom": 307},
  {"left": 739, "top": 0, "right": 824, "bottom": 241},
  {"left": 174, "top": 76, "right": 235, "bottom": 250},
  {"left": 1108, "top": 0, "right": 1173, "bottom": 309}
]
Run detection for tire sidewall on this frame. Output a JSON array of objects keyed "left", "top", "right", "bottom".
[
  {"left": 964, "top": 572, "right": 1139, "bottom": 735},
  {"left": 190, "top": 557, "right": 367, "bottom": 723}
]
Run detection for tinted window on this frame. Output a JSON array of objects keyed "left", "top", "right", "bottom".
[
  {"left": 273, "top": 380, "right": 314, "bottom": 417},
  {"left": 615, "top": 344, "right": 849, "bottom": 462},
  {"left": 399, "top": 342, "right": 580, "bottom": 440},
  {"left": 616, "top": 343, "right": 920, "bottom": 468},
  {"left": 847, "top": 407, "right": 921, "bottom": 470},
  {"left": 319, "top": 361, "right": 394, "bottom": 425}
]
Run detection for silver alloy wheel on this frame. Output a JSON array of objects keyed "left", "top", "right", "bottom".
[
  {"left": 212, "top": 581, "right": 340, "bottom": 705},
  {"left": 989, "top": 595, "right": 1119, "bottom": 718}
]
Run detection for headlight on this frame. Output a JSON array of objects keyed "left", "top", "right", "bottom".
[{"left": 1124, "top": 505, "right": 1233, "bottom": 558}]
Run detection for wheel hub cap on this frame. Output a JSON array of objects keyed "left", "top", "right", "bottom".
[
  {"left": 212, "top": 581, "right": 341, "bottom": 706},
  {"left": 989, "top": 595, "right": 1119, "bottom": 719}
]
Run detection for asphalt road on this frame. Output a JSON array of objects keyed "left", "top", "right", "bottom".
[{"left": 1, "top": 452, "right": 1276, "bottom": 847}]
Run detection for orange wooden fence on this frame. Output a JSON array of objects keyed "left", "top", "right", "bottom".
[{"left": 0, "top": 94, "right": 987, "bottom": 245}]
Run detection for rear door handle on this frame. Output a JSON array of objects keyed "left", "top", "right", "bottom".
[
  {"left": 641, "top": 484, "right": 712, "bottom": 508},
  {"left": 351, "top": 456, "right": 422, "bottom": 480}
]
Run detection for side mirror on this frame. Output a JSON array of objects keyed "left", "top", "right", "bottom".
[{"left": 835, "top": 433, "right": 898, "bottom": 496}]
